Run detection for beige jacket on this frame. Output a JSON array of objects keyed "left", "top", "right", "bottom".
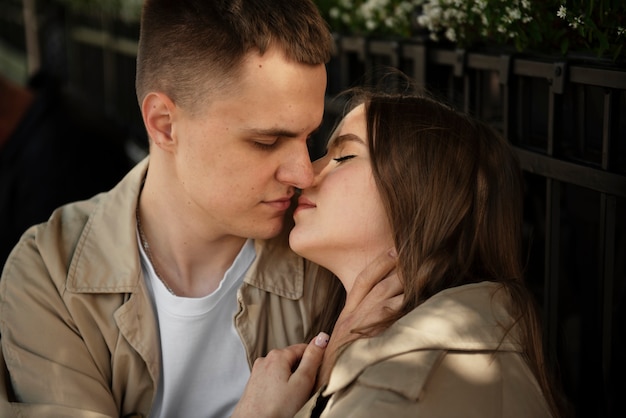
[
  {"left": 296, "top": 282, "right": 553, "bottom": 418},
  {"left": 0, "top": 159, "right": 324, "bottom": 417}
]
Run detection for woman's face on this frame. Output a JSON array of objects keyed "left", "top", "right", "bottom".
[{"left": 289, "top": 104, "right": 394, "bottom": 291}]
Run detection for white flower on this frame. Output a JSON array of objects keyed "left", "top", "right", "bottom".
[
  {"left": 339, "top": 0, "right": 353, "bottom": 9},
  {"left": 397, "top": 2, "right": 414, "bottom": 15},
  {"left": 557, "top": 5, "right": 567, "bottom": 20},
  {"left": 574, "top": 15, "right": 584, "bottom": 26},
  {"left": 507, "top": 7, "right": 522, "bottom": 21},
  {"left": 426, "top": 4, "right": 443, "bottom": 22},
  {"left": 359, "top": 3, "right": 374, "bottom": 20},
  {"left": 417, "top": 14, "right": 431, "bottom": 27},
  {"left": 445, "top": 27, "right": 457, "bottom": 42}
]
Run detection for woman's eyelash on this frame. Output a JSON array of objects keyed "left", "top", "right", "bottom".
[{"left": 333, "top": 155, "right": 356, "bottom": 163}]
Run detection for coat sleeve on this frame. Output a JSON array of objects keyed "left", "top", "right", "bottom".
[{"left": 0, "top": 232, "right": 120, "bottom": 417}]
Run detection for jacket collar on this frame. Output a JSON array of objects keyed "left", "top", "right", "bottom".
[
  {"left": 66, "top": 157, "right": 304, "bottom": 298},
  {"left": 245, "top": 221, "right": 304, "bottom": 300},
  {"left": 66, "top": 158, "right": 148, "bottom": 293},
  {"left": 324, "top": 281, "right": 523, "bottom": 396}
]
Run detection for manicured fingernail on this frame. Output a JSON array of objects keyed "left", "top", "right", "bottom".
[{"left": 315, "top": 332, "right": 330, "bottom": 348}]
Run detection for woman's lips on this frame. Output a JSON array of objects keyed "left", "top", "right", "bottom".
[{"left": 294, "top": 196, "right": 316, "bottom": 214}]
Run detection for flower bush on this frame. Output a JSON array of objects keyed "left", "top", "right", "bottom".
[
  {"left": 316, "top": 0, "right": 626, "bottom": 60},
  {"left": 50, "top": 0, "right": 626, "bottom": 60},
  {"left": 415, "top": 0, "right": 538, "bottom": 49},
  {"left": 317, "top": 0, "right": 423, "bottom": 37},
  {"left": 555, "top": 0, "right": 625, "bottom": 59}
]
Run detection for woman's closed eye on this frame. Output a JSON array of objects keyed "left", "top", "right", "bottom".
[{"left": 333, "top": 155, "right": 356, "bottom": 163}]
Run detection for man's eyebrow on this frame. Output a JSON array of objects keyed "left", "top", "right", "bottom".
[
  {"left": 243, "top": 126, "right": 321, "bottom": 138},
  {"left": 328, "top": 133, "right": 365, "bottom": 149}
]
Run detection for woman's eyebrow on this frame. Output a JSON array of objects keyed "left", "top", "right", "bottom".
[{"left": 327, "top": 133, "right": 365, "bottom": 149}]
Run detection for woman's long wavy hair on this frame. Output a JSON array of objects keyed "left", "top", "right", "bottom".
[{"left": 309, "top": 88, "right": 564, "bottom": 416}]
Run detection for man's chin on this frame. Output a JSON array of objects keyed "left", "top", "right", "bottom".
[{"left": 252, "top": 218, "right": 287, "bottom": 241}]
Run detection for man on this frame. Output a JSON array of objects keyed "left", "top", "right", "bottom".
[{"left": 1, "top": 1, "right": 339, "bottom": 416}]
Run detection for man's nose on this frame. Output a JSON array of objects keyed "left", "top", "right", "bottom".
[{"left": 276, "top": 144, "right": 314, "bottom": 189}]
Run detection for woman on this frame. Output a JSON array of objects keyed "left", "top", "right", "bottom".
[{"left": 235, "top": 90, "right": 563, "bottom": 417}]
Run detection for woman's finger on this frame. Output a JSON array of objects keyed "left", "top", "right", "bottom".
[
  {"left": 291, "top": 332, "right": 329, "bottom": 385},
  {"left": 344, "top": 248, "right": 397, "bottom": 311}
]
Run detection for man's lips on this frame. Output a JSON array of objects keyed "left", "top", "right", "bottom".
[{"left": 264, "top": 197, "right": 293, "bottom": 211}]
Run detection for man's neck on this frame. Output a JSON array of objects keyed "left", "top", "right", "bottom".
[{"left": 137, "top": 175, "right": 248, "bottom": 298}]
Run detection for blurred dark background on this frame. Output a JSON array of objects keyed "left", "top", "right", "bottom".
[{"left": 1, "top": 1, "right": 625, "bottom": 417}]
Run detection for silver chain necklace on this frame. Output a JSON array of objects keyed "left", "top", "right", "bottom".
[{"left": 136, "top": 207, "right": 177, "bottom": 296}]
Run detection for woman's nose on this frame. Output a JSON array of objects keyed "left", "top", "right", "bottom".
[{"left": 308, "top": 156, "right": 329, "bottom": 187}]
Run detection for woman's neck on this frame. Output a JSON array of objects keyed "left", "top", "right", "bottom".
[{"left": 325, "top": 249, "right": 391, "bottom": 294}]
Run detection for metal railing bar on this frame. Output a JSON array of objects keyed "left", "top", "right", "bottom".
[
  {"left": 400, "top": 43, "right": 426, "bottom": 86},
  {"left": 462, "top": 73, "right": 470, "bottom": 113},
  {"left": 548, "top": 92, "right": 557, "bottom": 155},
  {"left": 472, "top": 71, "right": 481, "bottom": 118},
  {"left": 576, "top": 85, "right": 587, "bottom": 159},
  {"left": 514, "top": 147, "right": 626, "bottom": 197},
  {"left": 602, "top": 91, "right": 613, "bottom": 170},
  {"left": 466, "top": 52, "right": 502, "bottom": 70},
  {"left": 422, "top": 47, "right": 626, "bottom": 92},
  {"left": 570, "top": 66, "right": 626, "bottom": 90},
  {"left": 501, "top": 82, "right": 512, "bottom": 139},
  {"left": 544, "top": 78, "right": 560, "bottom": 369},
  {"left": 339, "top": 36, "right": 367, "bottom": 59},
  {"left": 69, "top": 26, "right": 137, "bottom": 57},
  {"left": 427, "top": 48, "right": 456, "bottom": 67},
  {"left": 513, "top": 59, "right": 554, "bottom": 79},
  {"left": 369, "top": 40, "right": 399, "bottom": 64},
  {"left": 544, "top": 177, "right": 561, "bottom": 367},
  {"left": 599, "top": 193, "right": 617, "bottom": 403}
]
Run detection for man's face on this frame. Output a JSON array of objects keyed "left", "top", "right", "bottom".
[{"left": 169, "top": 47, "right": 327, "bottom": 240}]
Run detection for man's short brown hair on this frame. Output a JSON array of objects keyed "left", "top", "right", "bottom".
[{"left": 135, "top": 0, "right": 334, "bottom": 111}]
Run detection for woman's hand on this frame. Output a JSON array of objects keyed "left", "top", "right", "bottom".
[
  {"left": 318, "top": 249, "right": 403, "bottom": 388},
  {"left": 231, "top": 332, "right": 330, "bottom": 418}
]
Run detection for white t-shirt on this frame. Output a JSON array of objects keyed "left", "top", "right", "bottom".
[{"left": 138, "top": 236, "right": 255, "bottom": 418}]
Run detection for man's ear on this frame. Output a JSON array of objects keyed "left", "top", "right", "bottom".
[{"left": 142, "top": 92, "right": 177, "bottom": 152}]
